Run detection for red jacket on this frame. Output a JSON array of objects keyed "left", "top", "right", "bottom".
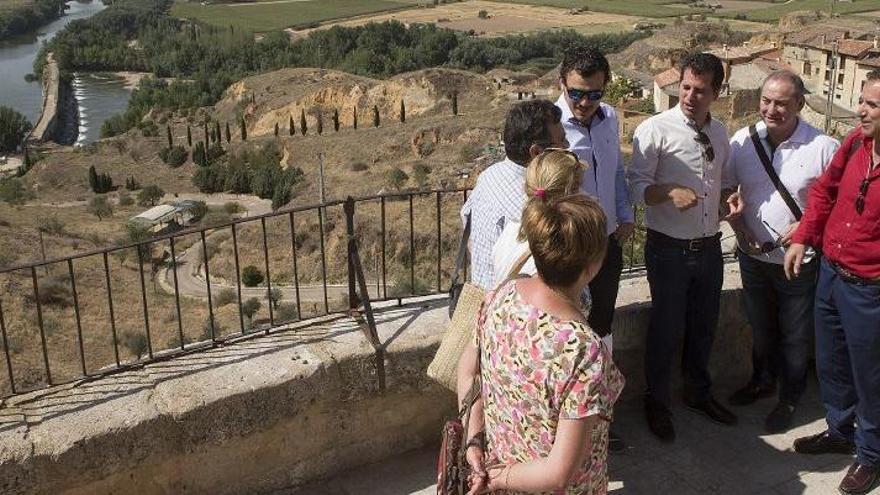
[{"left": 793, "top": 127, "right": 880, "bottom": 280}]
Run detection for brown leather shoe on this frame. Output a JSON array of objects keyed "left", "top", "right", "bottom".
[
  {"left": 839, "top": 462, "right": 879, "bottom": 495},
  {"left": 794, "top": 430, "right": 855, "bottom": 455}
]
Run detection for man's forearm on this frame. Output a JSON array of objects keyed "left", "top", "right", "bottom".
[{"left": 643, "top": 184, "right": 672, "bottom": 206}]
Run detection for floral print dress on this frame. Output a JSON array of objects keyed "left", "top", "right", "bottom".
[{"left": 475, "top": 280, "right": 625, "bottom": 495}]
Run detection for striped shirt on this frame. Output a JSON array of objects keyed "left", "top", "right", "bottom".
[{"left": 460, "top": 158, "right": 528, "bottom": 290}]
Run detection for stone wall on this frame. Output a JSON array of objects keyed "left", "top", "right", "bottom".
[{"left": 0, "top": 272, "right": 754, "bottom": 494}]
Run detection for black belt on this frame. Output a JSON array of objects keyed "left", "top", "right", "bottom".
[
  {"left": 829, "top": 261, "right": 880, "bottom": 286},
  {"left": 647, "top": 229, "right": 721, "bottom": 252}
]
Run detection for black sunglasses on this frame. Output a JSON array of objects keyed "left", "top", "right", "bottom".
[
  {"left": 856, "top": 178, "right": 871, "bottom": 215},
  {"left": 566, "top": 87, "right": 604, "bottom": 103},
  {"left": 761, "top": 220, "right": 782, "bottom": 253},
  {"left": 693, "top": 129, "right": 715, "bottom": 162}
]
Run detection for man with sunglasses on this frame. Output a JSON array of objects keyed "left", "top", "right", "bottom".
[
  {"left": 555, "top": 47, "right": 634, "bottom": 358},
  {"left": 723, "top": 71, "right": 839, "bottom": 434},
  {"left": 784, "top": 70, "right": 880, "bottom": 495},
  {"left": 629, "top": 52, "right": 744, "bottom": 443}
]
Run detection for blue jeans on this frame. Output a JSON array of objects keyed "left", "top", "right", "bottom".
[
  {"left": 815, "top": 258, "right": 880, "bottom": 468},
  {"left": 644, "top": 233, "right": 723, "bottom": 407},
  {"left": 738, "top": 252, "right": 817, "bottom": 404}
]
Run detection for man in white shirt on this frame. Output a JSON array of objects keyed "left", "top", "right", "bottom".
[
  {"left": 629, "top": 52, "right": 744, "bottom": 442},
  {"left": 725, "top": 71, "right": 839, "bottom": 433},
  {"left": 555, "top": 47, "right": 635, "bottom": 344},
  {"left": 460, "top": 100, "right": 568, "bottom": 290}
]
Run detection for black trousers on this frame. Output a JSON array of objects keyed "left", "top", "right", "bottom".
[{"left": 588, "top": 235, "right": 624, "bottom": 338}]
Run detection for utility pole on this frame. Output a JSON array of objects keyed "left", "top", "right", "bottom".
[{"left": 825, "top": 40, "right": 839, "bottom": 134}]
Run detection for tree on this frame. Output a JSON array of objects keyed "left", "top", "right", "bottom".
[
  {"left": 203, "top": 121, "right": 209, "bottom": 144},
  {"left": 316, "top": 113, "right": 323, "bottom": 135},
  {"left": 89, "top": 195, "right": 113, "bottom": 220},
  {"left": 215, "top": 122, "right": 221, "bottom": 143},
  {"left": 274, "top": 122, "right": 279, "bottom": 137},
  {"left": 159, "top": 146, "right": 187, "bottom": 167},
  {"left": 333, "top": 109, "right": 340, "bottom": 132},
  {"left": 353, "top": 107, "right": 358, "bottom": 130},
  {"left": 400, "top": 99, "right": 406, "bottom": 123},
  {"left": 386, "top": 168, "right": 408, "bottom": 190},
  {"left": 186, "top": 125, "right": 192, "bottom": 147},
  {"left": 373, "top": 105, "right": 380, "bottom": 127},
  {"left": 125, "top": 176, "right": 140, "bottom": 191},
  {"left": 267, "top": 287, "right": 282, "bottom": 310},
  {"left": 0, "top": 106, "right": 31, "bottom": 154},
  {"left": 242, "top": 265, "right": 264, "bottom": 287},
  {"left": 300, "top": 109, "right": 307, "bottom": 136},
  {"left": 452, "top": 92, "right": 458, "bottom": 116},
  {"left": 89, "top": 167, "right": 113, "bottom": 193},
  {"left": 166, "top": 125, "right": 173, "bottom": 148},
  {"left": 225, "top": 122, "right": 231, "bottom": 143},
  {"left": 289, "top": 116, "right": 295, "bottom": 136},
  {"left": 240, "top": 118, "right": 247, "bottom": 141},
  {"left": 413, "top": 163, "right": 430, "bottom": 188},
  {"left": 241, "top": 297, "right": 261, "bottom": 327},
  {"left": 137, "top": 185, "right": 164, "bottom": 206},
  {"left": 605, "top": 77, "right": 639, "bottom": 105},
  {"left": 192, "top": 141, "right": 207, "bottom": 167},
  {"left": 271, "top": 184, "right": 291, "bottom": 211},
  {"left": 88, "top": 165, "right": 98, "bottom": 192},
  {"left": 0, "top": 178, "right": 31, "bottom": 205}
]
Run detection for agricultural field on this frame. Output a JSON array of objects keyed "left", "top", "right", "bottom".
[
  {"left": 0, "top": 0, "right": 33, "bottom": 13},
  {"left": 170, "top": 0, "right": 426, "bottom": 32},
  {"left": 296, "top": 0, "right": 647, "bottom": 38}
]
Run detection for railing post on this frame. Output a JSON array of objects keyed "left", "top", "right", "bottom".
[{"left": 344, "top": 197, "right": 358, "bottom": 312}]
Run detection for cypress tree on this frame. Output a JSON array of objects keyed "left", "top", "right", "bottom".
[
  {"left": 400, "top": 100, "right": 406, "bottom": 123},
  {"left": 289, "top": 116, "right": 295, "bottom": 136},
  {"left": 215, "top": 122, "right": 221, "bottom": 143},
  {"left": 274, "top": 122, "right": 279, "bottom": 137},
  {"left": 373, "top": 105, "right": 380, "bottom": 128},
  {"left": 333, "top": 109, "right": 339, "bottom": 132},
  {"left": 300, "top": 109, "right": 307, "bottom": 136},
  {"left": 241, "top": 118, "right": 247, "bottom": 141},
  {"left": 225, "top": 122, "right": 231, "bottom": 143},
  {"left": 316, "top": 113, "right": 323, "bottom": 135},
  {"left": 88, "top": 165, "right": 98, "bottom": 192},
  {"left": 166, "top": 125, "right": 173, "bottom": 147},
  {"left": 353, "top": 107, "right": 358, "bottom": 130},
  {"left": 186, "top": 125, "right": 192, "bottom": 147},
  {"left": 452, "top": 92, "right": 458, "bottom": 116},
  {"left": 203, "top": 121, "right": 209, "bottom": 144}
]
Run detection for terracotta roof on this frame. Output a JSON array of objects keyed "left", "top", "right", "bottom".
[
  {"left": 838, "top": 39, "right": 875, "bottom": 58},
  {"left": 785, "top": 28, "right": 850, "bottom": 49},
  {"left": 654, "top": 67, "right": 679, "bottom": 89},
  {"left": 857, "top": 57, "right": 880, "bottom": 69},
  {"left": 753, "top": 57, "right": 794, "bottom": 74}
]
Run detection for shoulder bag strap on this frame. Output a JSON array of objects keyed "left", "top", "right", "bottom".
[
  {"left": 749, "top": 124, "right": 802, "bottom": 220},
  {"left": 449, "top": 214, "right": 471, "bottom": 289}
]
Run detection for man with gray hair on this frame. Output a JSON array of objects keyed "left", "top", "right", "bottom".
[{"left": 723, "top": 70, "right": 839, "bottom": 432}]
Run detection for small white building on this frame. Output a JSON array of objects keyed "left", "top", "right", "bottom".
[{"left": 130, "top": 201, "right": 200, "bottom": 234}]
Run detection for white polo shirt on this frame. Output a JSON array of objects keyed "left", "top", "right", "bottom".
[
  {"left": 629, "top": 104, "right": 731, "bottom": 240},
  {"left": 725, "top": 119, "right": 839, "bottom": 265}
]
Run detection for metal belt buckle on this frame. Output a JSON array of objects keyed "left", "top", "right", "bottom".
[{"left": 687, "top": 239, "right": 703, "bottom": 251}]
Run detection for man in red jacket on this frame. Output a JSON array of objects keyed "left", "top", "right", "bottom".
[{"left": 784, "top": 70, "right": 880, "bottom": 495}]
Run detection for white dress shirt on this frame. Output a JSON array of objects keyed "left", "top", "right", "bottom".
[
  {"left": 725, "top": 119, "right": 839, "bottom": 265},
  {"left": 628, "top": 104, "right": 731, "bottom": 239},
  {"left": 556, "top": 97, "right": 634, "bottom": 235},
  {"left": 460, "top": 158, "right": 528, "bottom": 290}
]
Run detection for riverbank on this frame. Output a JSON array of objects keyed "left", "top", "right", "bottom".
[{"left": 0, "top": 0, "right": 67, "bottom": 41}]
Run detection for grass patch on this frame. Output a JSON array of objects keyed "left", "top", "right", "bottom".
[
  {"left": 171, "top": 0, "right": 423, "bottom": 32},
  {"left": 715, "top": 0, "right": 880, "bottom": 22},
  {"left": 483, "top": 0, "right": 711, "bottom": 18}
]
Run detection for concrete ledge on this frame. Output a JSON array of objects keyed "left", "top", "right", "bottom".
[{"left": 0, "top": 265, "right": 753, "bottom": 494}]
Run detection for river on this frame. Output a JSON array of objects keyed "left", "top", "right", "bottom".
[{"left": 0, "top": 0, "right": 133, "bottom": 145}]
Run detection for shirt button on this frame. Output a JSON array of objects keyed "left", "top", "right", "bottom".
[
  {"left": 838, "top": 244, "right": 842, "bottom": 249},
  {"left": 846, "top": 223, "right": 851, "bottom": 227}
]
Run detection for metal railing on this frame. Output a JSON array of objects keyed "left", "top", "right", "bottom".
[{"left": 0, "top": 188, "right": 660, "bottom": 399}]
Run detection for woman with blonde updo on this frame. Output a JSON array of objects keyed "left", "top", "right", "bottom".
[{"left": 456, "top": 149, "right": 625, "bottom": 495}]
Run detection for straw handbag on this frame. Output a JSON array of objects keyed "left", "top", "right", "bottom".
[{"left": 428, "top": 215, "right": 530, "bottom": 391}]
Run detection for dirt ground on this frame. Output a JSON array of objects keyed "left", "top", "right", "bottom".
[{"left": 289, "top": 0, "right": 645, "bottom": 38}]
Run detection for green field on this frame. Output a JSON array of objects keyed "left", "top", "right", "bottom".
[
  {"left": 0, "top": 0, "right": 34, "bottom": 13},
  {"left": 171, "top": 0, "right": 425, "bottom": 32},
  {"left": 487, "top": 0, "right": 880, "bottom": 21}
]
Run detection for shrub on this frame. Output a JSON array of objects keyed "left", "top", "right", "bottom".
[
  {"left": 89, "top": 195, "right": 114, "bottom": 220},
  {"left": 223, "top": 202, "right": 244, "bottom": 215},
  {"left": 386, "top": 168, "right": 409, "bottom": 190},
  {"left": 241, "top": 297, "right": 262, "bottom": 326},
  {"left": 267, "top": 287, "right": 282, "bottom": 309},
  {"left": 0, "top": 178, "right": 31, "bottom": 204},
  {"left": 0, "top": 106, "right": 32, "bottom": 154},
  {"left": 276, "top": 303, "right": 298, "bottom": 323},
  {"left": 120, "top": 331, "right": 148, "bottom": 360},
  {"left": 241, "top": 265, "right": 264, "bottom": 287},
  {"left": 413, "top": 163, "right": 431, "bottom": 188},
  {"left": 477, "top": 9, "right": 489, "bottom": 19},
  {"left": 37, "top": 216, "right": 65, "bottom": 235},
  {"left": 137, "top": 185, "right": 165, "bottom": 206},
  {"left": 159, "top": 145, "right": 187, "bottom": 167},
  {"left": 192, "top": 141, "right": 207, "bottom": 166},
  {"left": 118, "top": 190, "right": 134, "bottom": 206},
  {"left": 349, "top": 162, "right": 369, "bottom": 172},
  {"left": 215, "top": 287, "right": 237, "bottom": 306},
  {"left": 26, "top": 277, "right": 72, "bottom": 308}
]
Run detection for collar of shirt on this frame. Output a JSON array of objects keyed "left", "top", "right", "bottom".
[
  {"left": 556, "top": 93, "right": 606, "bottom": 128},
  {"left": 674, "top": 103, "right": 714, "bottom": 133},
  {"left": 754, "top": 118, "right": 811, "bottom": 149}
]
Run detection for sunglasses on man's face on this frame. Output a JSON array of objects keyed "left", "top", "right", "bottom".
[
  {"left": 693, "top": 129, "right": 716, "bottom": 162},
  {"left": 566, "top": 87, "right": 604, "bottom": 104}
]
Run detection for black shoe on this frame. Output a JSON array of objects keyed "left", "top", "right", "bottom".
[
  {"left": 608, "top": 430, "right": 626, "bottom": 453},
  {"left": 645, "top": 398, "right": 675, "bottom": 443},
  {"left": 685, "top": 397, "right": 738, "bottom": 425},
  {"left": 839, "top": 462, "right": 880, "bottom": 495},
  {"left": 793, "top": 430, "right": 855, "bottom": 455},
  {"left": 764, "top": 402, "right": 796, "bottom": 434},
  {"left": 728, "top": 382, "right": 776, "bottom": 406}
]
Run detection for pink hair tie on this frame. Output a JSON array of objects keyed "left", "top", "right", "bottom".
[{"left": 534, "top": 188, "right": 546, "bottom": 200}]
